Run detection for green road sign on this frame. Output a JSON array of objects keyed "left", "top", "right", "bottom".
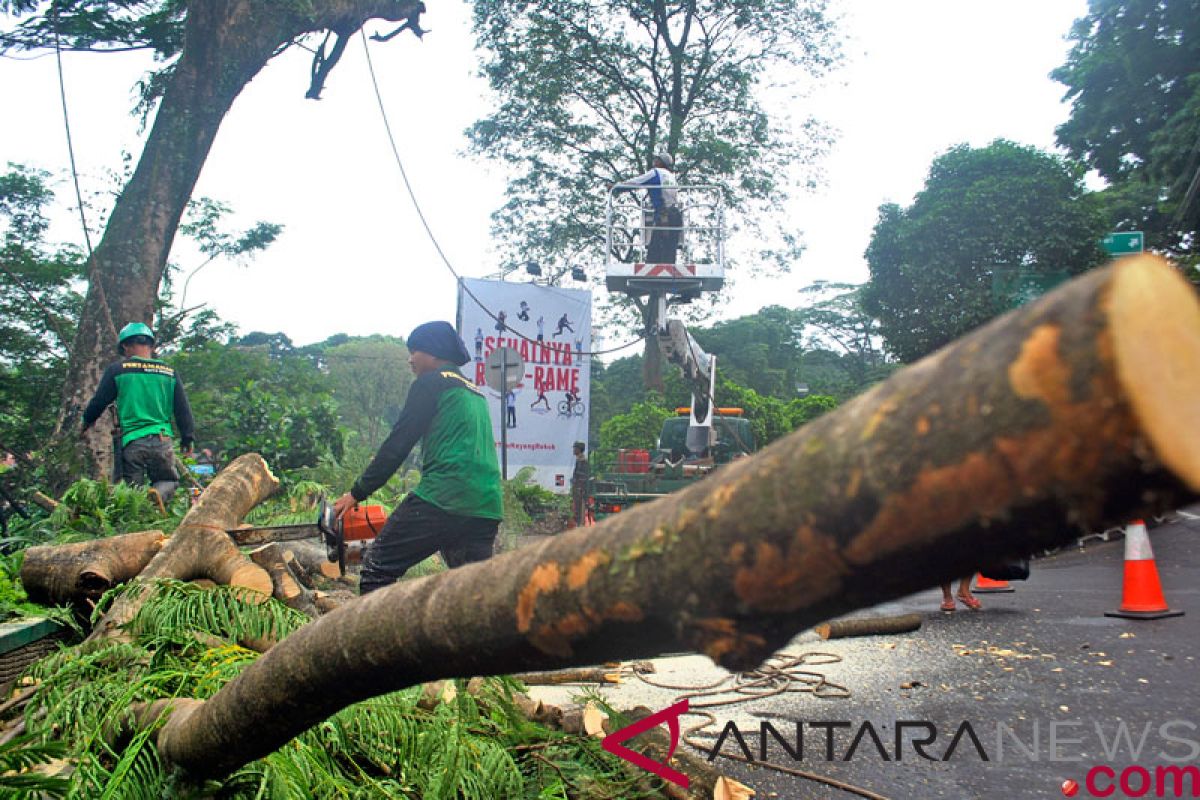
[
  {"left": 1101, "top": 231, "right": 1144, "bottom": 256},
  {"left": 992, "top": 267, "right": 1069, "bottom": 310}
]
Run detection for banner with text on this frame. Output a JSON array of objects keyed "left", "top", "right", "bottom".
[{"left": 457, "top": 278, "right": 592, "bottom": 492}]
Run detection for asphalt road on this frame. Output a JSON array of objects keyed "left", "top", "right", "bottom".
[{"left": 529, "top": 513, "right": 1200, "bottom": 799}]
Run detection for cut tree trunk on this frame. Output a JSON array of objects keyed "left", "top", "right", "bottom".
[
  {"left": 248, "top": 543, "right": 317, "bottom": 617},
  {"left": 122, "top": 257, "right": 1200, "bottom": 780},
  {"left": 86, "top": 453, "right": 280, "bottom": 642},
  {"left": 20, "top": 530, "right": 166, "bottom": 605},
  {"left": 286, "top": 541, "right": 344, "bottom": 582}
]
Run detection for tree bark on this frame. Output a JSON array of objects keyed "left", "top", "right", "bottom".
[
  {"left": 58, "top": 0, "right": 425, "bottom": 480},
  {"left": 248, "top": 543, "right": 317, "bottom": 617},
  {"left": 86, "top": 453, "right": 280, "bottom": 642},
  {"left": 641, "top": 299, "right": 665, "bottom": 392},
  {"left": 19, "top": 530, "right": 166, "bottom": 605},
  {"left": 114, "top": 256, "right": 1200, "bottom": 779}
]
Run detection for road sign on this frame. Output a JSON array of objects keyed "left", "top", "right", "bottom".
[
  {"left": 1101, "top": 231, "right": 1144, "bottom": 256},
  {"left": 484, "top": 347, "right": 524, "bottom": 393}
]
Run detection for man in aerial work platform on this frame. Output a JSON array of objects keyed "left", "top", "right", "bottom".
[
  {"left": 613, "top": 153, "right": 682, "bottom": 263},
  {"left": 334, "top": 321, "right": 503, "bottom": 594},
  {"left": 81, "top": 322, "right": 195, "bottom": 508}
]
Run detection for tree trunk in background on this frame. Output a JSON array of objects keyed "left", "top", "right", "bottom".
[
  {"left": 122, "top": 257, "right": 1200, "bottom": 780},
  {"left": 641, "top": 298, "right": 665, "bottom": 392},
  {"left": 56, "top": 0, "right": 424, "bottom": 482}
]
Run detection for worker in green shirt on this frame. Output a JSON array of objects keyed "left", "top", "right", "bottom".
[
  {"left": 333, "top": 321, "right": 503, "bottom": 595},
  {"left": 81, "top": 322, "right": 195, "bottom": 505}
]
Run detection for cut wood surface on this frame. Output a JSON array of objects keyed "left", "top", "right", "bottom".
[
  {"left": 249, "top": 543, "right": 317, "bottom": 617},
  {"left": 120, "top": 257, "right": 1200, "bottom": 780},
  {"left": 286, "top": 541, "right": 342, "bottom": 582},
  {"left": 87, "top": 453, "right": 280, "bottom": 642},
  {"left": 814, "top": 613, "right": 923, "bottom": 640},
  {"left": 20, "top": 530, "right": 166, "bottom": 605}
]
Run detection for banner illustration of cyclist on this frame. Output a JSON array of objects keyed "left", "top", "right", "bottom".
[{"left": 457, "top": 278, "right": 592, "bottom": 491}]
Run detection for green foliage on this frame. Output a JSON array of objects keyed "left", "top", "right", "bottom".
[
  {"left": 691, "top": 306, "right": 805, "bottom": 398},
  {"left": 323, "top": 336, "right": 413, "bottom": 449},
  {"left": 295, "top": 435, "right": 417, "bottom": 511},
  {"left": 1052, "top": 0, "right": 1200, "bottom": 263},
  {"left": 16, "top": 579, "right": 659, "bottom": 798},
  {"left": 222, "top": 381, "right": 343, "bottom": 472},
  {"left": 713, "top": 378, "right": 836, "bottom": 447},
  {"left": 0, "top": 164, "right": 83, "bottom": 459},
  {"left": 862, "top": 140, "right": 1108, "bottom": 363},
  {"left": 598, "top": 396, "right": 673, "bottom": 452},
  {"left": 48, "top": 478, "right": 180, "bottom": 539},
  {"left": 0, "top": 734, "right": 69, "bottom": 797},
  {"left": 469, "top": 0, "right": 842, "bottom": 331},
  {"left": 504, "top": 465, "right": 564, "bottom": 522}
]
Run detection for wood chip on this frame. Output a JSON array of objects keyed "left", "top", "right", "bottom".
[
  {"left": 583, "top": 702, "right": 608, "bottom": 737},
  {"left": 713, "top": 775, "right": 756, "bottom": 800}
]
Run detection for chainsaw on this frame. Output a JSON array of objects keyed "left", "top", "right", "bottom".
[{"left": 228, "top": 499, "right": 385, "bottom": 575}]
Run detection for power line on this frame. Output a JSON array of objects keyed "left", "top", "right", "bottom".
[{"left": 358, "top": 31, "right": 646, "bottom": 360}]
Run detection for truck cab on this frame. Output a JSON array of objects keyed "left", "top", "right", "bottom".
[{"left": 589, "top": 409, "right": 755, "bottom": 520}]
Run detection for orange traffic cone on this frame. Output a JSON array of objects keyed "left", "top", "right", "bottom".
[
  {"left": 1105, "top": 520, "right": 1183, "bottom": 620},
  {"left": 973, "top": 573, "right": 1014, "bottom": 594}
]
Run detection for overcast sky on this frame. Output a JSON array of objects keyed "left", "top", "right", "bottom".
[{"left": 1, "top": 0, "right": 1089, "bottom": 348}]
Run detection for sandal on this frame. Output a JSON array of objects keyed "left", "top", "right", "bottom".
[
  {"left": 956, "top": 594, "right": 983, "bottom": 611},
  {"left": 940, "top": 599, "right": 956, "bottom": 612}
]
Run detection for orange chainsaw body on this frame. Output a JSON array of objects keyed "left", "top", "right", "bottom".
[{"left": 341, "top": 505, "right": 387, "bottom": 542}]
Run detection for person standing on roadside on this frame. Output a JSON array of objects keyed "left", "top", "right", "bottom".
[{"left": 570, "top": 441, "right": 590, "bottom": 526}]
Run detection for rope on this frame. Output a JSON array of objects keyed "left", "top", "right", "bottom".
[
  {"left": 630, "top": 651, "right": 891, "bottom": 800},
  {"left": 358, "top": 31, "right": 646, "bottom": 359},
  {"left": 51, "top": 6, "right": 119, "bottom": 343}
]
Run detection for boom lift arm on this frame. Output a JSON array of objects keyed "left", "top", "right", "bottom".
[{"left": 655, "top": 299, "right": 716, "bottom": 457}]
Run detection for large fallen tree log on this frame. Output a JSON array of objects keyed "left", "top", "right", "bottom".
[
  {"left": 120, "top": 256, "right": 1200, "bottom": 780},
  {"left": 20, "top": 529, "right": 166, "bottom": 605},
  {"left": 85, "top": 453, "right": 280, "bottom": 642}
]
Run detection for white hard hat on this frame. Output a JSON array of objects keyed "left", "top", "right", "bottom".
[{"left": 654, "top": 152, "right": 674, "bottom": 169}]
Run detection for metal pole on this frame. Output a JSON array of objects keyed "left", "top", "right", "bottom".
[{"left": 500, "top": 347, "right": 509, "bottom": 481}]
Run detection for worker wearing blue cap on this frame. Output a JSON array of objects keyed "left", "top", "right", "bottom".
[{"left": 333, "top": 321, "right": 503, "bottom": 594}]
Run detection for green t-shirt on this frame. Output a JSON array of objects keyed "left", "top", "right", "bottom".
[
  {"left": 352, "top": 369, "right": 503, "bottom": 520},
  {"left": 82, "top": 357, "right": 195, "bottom": 447}
]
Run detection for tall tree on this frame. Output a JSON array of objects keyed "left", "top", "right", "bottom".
[
  {"left": 468, "top": 0, "right": 841, "bottom": 389},
  {"left": 792, "top": 282, "right": 894, "bottom": 398},
  {"left": 322, "top": 336, "right": 412, "bottom": 448},
  {"left": 1052, "top": 0, "right": 1200, "bottom": 265},
  {"left": 861, "top": 140, "right": 1107, "bottom": 363},
  {"left": 0, "top": 165, "right": 82, "bottom": 460},
  {"left": 0, "top": 0, "right": 426, "bottom": 481}
]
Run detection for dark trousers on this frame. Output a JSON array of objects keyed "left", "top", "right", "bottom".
[
  {"left": 359, "top": 494, "right": 499, "bottom": 594},
  {"left": 121, "top": 434, "right": 179, "bottom": 503},
  {"left": 572, "top": 488, "right": 587, "bottom": 526},
  {"left": 646, "top": 206, "right": 682, "bottom": 263}
]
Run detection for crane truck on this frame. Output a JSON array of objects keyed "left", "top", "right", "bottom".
[{"left": 590, "top": 183, "right": 754, "bottom": 521}]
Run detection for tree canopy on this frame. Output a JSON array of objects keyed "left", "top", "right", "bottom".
[
  {"left": 468, "top": 0, "right": 842, "bottom": 388},
  {"left": 1052, "top": 0, "right": 1200, "bottom": 263},
  {"left": 861, "top": 140, "right": 1107, "bottom": 363}
]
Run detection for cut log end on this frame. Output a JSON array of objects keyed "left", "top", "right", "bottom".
[
  {"left": 1111, "top": 255, "right": 1200, "bottom": 491},
  {"left": 227, "top": 564, "right": 273, "bottom": 601}
]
